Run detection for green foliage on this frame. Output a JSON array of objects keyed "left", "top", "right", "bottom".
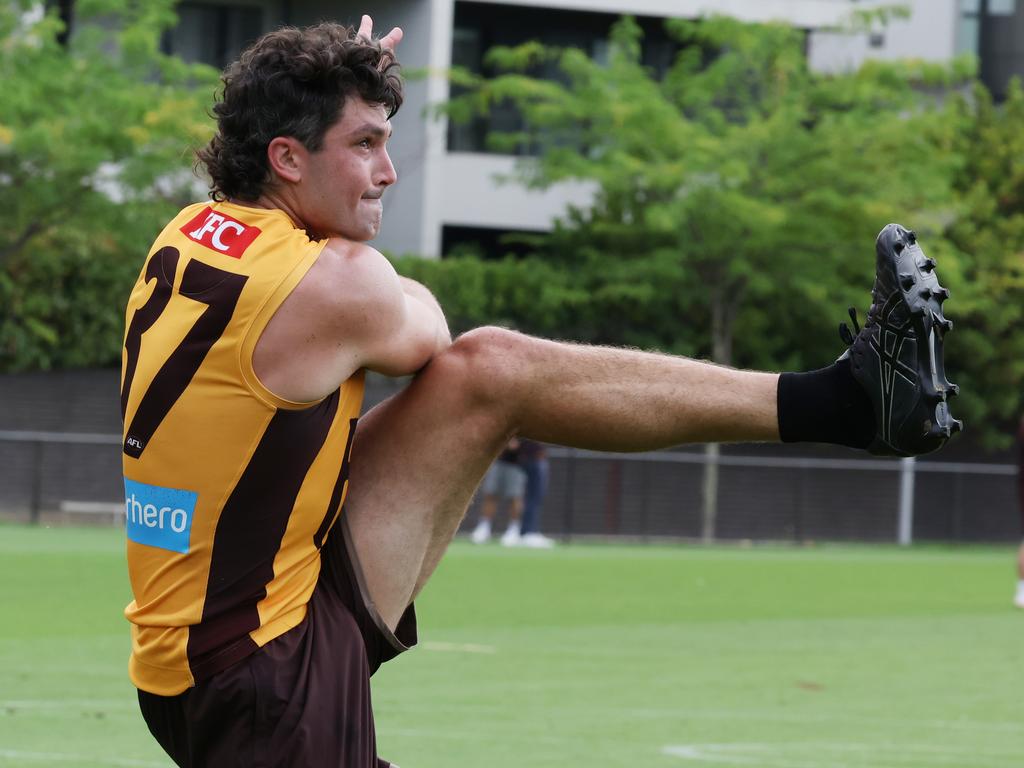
[
  {"left": 940, "top": 80, "right": 1024, "bottom": 447},
  {"left": 438, "top": 16, "right": 962, "bottom": 367},
  {"left": 0, "top": 0, "right": 217, "bottom": 371},
  {"left": 392, "top": 253, "right": 595, "bottom": 342},
  {"left": 432, "top": 14, "right": 1024, "bottom": 444}
]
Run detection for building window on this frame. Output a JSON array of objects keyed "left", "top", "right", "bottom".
[
  {"left": 441, "top": 225, "right": 542, "bottom": 259},
  {"left": 164, "top": 3, "right": 263, "bottom": 70},
  {"left": 957, "top": 0, "right": 1019, "bottom": 56},
  {"left": 448, "top": 1, "right": 678, "bottom": 155},
  {"left": 956, "top": 0, "right": 980, "bottom": 55},
  {"left": 973, "top": 0, "right": 1023, "bottom": 100}
]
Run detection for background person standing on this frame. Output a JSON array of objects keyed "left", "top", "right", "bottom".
[
  {"left": 1015, "top": 416, "right": 1024, "bottom": 608},
  {"left": 517, "top": 439, "right": 555, "bottom": 548},
  {"left": 471, "top": 438, "right": 527, "bottom": 545}
]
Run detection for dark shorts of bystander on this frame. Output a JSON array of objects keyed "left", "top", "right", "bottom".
[
  {"left": 480, "top": 459, "right": 526, "bottom": 499},
  {"left": 137, "top": 515, "right": 417, "bottom": 768}
]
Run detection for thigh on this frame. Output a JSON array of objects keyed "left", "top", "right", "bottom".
[
  {"left": 138, "top": 664, "right": 258, "bottom": 768},
  {"left": 138, "top": 689, "right": 195, "bottom": 768},
  {"left": 341, "top": 353, "right": 511, "bottom": 630},
  {"left": 319, "top": 514, "right": 417, "bottom": 673},
  {"left": 244, "top": 598, "right": 380, "bottom": 767},
  {"left": 139, "top": 594, "right": 395, "bottom": 768}
]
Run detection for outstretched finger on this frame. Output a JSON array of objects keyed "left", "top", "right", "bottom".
[
  {"left": 380, "top": 26, "right": 403, "bottom": 51},
  {"left": 357, "top": 14, "right": 373, "bottom": 41}
]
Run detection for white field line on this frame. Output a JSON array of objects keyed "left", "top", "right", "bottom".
[
  {"left": 1, "top": 699, "right": 133, "bottom": 710},
  {"left": 662, "top": 744, "right": 850, "bottom": 768},
  {"left": 419, "top": 641, "right": 497, "bottom": 654},
  {"left": 0, "top": 749, "right": 167, "bottom": 767},
  {"left": 372, "top": 696, "right": 1024, "bottom": 741},
  {"left": 450, "top": 544, "right": 1014, "bottom": 567},
  {"left": 804, "top": 742, "right": 1024, "bottom": 759},
  {"left": 626, "top": 707, "right": 1024, "bottom": 735},
  {"left": 661, "top": 742, "right": 1023, "bottom": 768},
  {"left": 375, "top": 697, "right": 1024, "bottom": 739}
]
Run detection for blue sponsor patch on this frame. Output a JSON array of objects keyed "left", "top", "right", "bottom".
[{"left": 123, "top": 478, "right": 197, "bottom": 554}]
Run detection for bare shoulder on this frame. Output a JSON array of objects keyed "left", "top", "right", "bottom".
[
  {"left": 302, "top": 239, "right": 405, "bottom": 322},
  {"left": 253, "top": 239, "right": 405, "bottom": 403}
]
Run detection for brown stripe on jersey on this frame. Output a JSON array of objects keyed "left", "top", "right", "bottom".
[
  {"left": 121, "top": 247, "right": 179, "bottom": 421},
  {"left": 124, "top": 260, "right": 248, "bottom": 459},
  {"left": 186, "top": 390, "right": 341, "bottom": 683},
  {"left": 313, "top": 417, "right": 358, "bottom": 550}
]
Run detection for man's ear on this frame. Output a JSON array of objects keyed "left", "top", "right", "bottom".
[{"left": 267, "top": 137, "right": 305, "bottom": 184}]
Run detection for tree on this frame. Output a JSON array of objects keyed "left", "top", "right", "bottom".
[
  {"left": 443, "top": 16, "right": 967, "bottom": 371},
  {"left": 940, "top": 80, "right": 1024, "bottom": 448},
  {"left": 0, "top": 0, "right": 217, "bottom": 370},
  {"left": 433, "top": 14, "right": 979, "bottom": 536}
]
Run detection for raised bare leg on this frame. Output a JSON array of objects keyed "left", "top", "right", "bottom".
[{"left": 343, "top": 327, "right": 778, "bottom": 629}]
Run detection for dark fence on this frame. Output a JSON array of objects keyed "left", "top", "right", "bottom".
[
  {"left": 0, "top": 369, "right": 1019, "bottom": 543},
  {"left": 463, "top": 449, "right": 1019, "bottom": 544}
]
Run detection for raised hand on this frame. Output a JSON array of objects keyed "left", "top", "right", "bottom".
[{"left": 357, "top": 14, "right": 403, "bottom": 51}]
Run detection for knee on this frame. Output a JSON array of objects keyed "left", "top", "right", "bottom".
[{"left": 427, "top": 326, "right": 528, "bottom": 408}]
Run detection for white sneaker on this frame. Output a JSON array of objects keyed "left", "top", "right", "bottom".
[
  {"left": 470, "top": 519, "right": 491, "bottom": 544},
  {"left": 519, "top": 532, "right": 555, "bottom": 549},
  {"left": 500, "top": 522, "right": 521, "bottom": 547}
]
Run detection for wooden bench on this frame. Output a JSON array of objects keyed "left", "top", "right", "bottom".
[{"left": 59, "top": 500, "right": 124, "bottom": 526}]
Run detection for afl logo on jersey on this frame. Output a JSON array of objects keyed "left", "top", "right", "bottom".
[{"left": 181, "top": 207, "right": 261, "bottom": 259}]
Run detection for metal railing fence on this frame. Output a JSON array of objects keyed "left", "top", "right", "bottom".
[
  {"left": 469, "top": 448, "right": 1020, "bottom": 545},
  {"left": 1, "top": 430, "right": 1019, "bottom": 544}
]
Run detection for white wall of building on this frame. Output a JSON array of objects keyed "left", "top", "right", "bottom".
[
  {"left": 439, "top": 154, "right": 596, "bottom": 231},
  {"left": 439, "top": 0, "right": 856, "bottom": 27},
  {"left": 808, "top": 0, "right": 959, "bottom": 73},
  {"left": 375, "top": 0, "right": 962, "bottom": 258},
  {"left": 188, "top": 0, "right": 961, "bottom": 257}
]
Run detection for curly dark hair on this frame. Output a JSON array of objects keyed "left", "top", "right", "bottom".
[{"left": 196, "top": 23, "right": 403, "bottom": 202}]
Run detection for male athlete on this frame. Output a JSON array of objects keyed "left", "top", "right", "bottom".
[{"left": 120, "top": 16, "right": 961, "bottom": 767}]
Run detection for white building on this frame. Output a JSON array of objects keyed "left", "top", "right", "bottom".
[{"left": 164, "top": 0, "right": 1017, "bottom": 257}]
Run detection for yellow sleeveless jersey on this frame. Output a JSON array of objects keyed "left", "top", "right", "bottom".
[{"left": 120, "top": 201, "right": 364, "bottom": 696}]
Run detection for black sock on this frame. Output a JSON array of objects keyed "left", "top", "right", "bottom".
[{"left": 777, "top": 357, "right": 875, "bottom": 449}]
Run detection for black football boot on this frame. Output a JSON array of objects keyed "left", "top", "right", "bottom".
[{"left": 839, "top": 223, "right": 963, "bottom": 456}]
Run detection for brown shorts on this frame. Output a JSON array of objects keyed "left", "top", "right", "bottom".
[{"left": 138, "top": 516, "right": 417, "bottom": 768}]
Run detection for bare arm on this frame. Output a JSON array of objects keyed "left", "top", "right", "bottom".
[
  {"left": 398, "top": 276, "right": 449, "bottom": 352},
  {"left": 367, "top": 273, "right": 452, "bottom": 376},
  {"left": 253, "top": 241, "right": 450, "bottom": 402}
]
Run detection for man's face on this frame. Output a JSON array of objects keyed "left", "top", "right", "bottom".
[{"left": 294, "top": 98, "right": 397, "bottom": 241}]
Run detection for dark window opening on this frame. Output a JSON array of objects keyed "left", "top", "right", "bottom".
[
  {"left": 441, "top": 225, "right": 545, "bottom": 260},
  {"left": 977, "top": 0, "right": 1024, "bottom": 101},
  {"left": 44, "top": 0, "right": 75, "bottom": 47},
  {"left": 163, "top": 3, "right": 263, "bottom": 70},
  {"left": 448, "top": 1, "right": 680, "bottom": 155}
]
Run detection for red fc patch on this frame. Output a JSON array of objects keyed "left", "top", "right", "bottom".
[{"left": 180, "top": 207, "right": 261, "bottom": 259}]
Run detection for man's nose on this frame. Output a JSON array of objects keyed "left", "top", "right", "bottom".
[{"left": 376, "top": 149, "right": 397, "bottom": 187}]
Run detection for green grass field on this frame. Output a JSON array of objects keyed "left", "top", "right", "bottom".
[{"left": 1, "top": 524, "right": 1022, "bottom": 768}]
